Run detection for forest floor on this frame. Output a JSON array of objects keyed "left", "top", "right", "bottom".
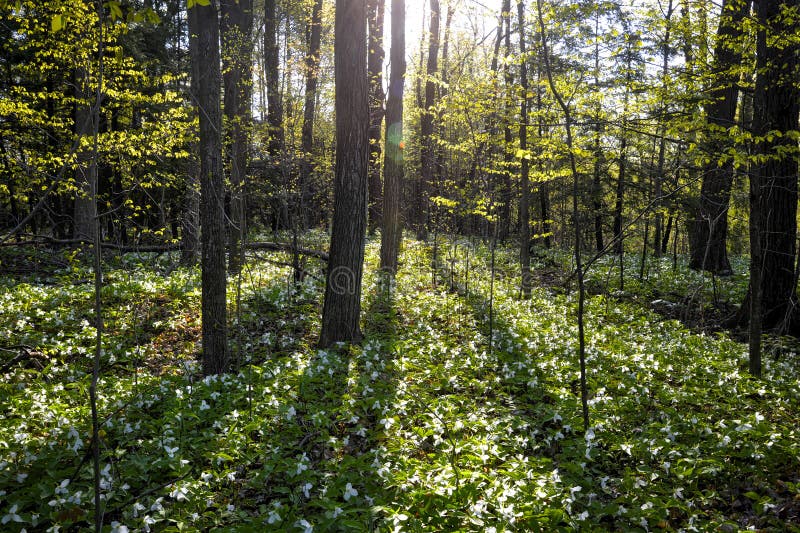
[{"left": 1, "top": 237, "right": 799, "bottom": 532}]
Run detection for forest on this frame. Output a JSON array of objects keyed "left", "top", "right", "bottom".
[{"left": 0, "top": 0, "right": 799, "bottom": 530}]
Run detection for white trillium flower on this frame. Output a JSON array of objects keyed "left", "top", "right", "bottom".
[{"left": 343, "top": 483, "right": 358, "bottom": 501}]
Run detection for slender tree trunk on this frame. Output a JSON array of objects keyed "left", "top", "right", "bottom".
[
  {"left": 265, "top": 0, "right": 287, "bottom": 229},
  {"left": 221, "top": 0, "right": 253, "bottom": 274},
  {"left": 499, "top": 0, "right": 513, "bottom": 242},
  {"left": 265, "top": 0, "right": 284, "bottom": 156},
  {"left": 380, "top": 0, "right": 406, "bottom": 275},
  {"left": 181, "top": 157, "right": 200, "bottom": 265},
  {"left": 319, "top": 0, "right": 370, "bottom": 347},
  {"left": 535, "top": 62, "right": 552, "bottom": 250},
  {"left": 189, "top": 0, "right": 229, "bottom": 375},
  {"left": 518, "top": 0, "right": 531, "bottom": 299},
  {"left": 688, "top": 0, "right": 751, "bottom": 275},
  {"left": 537, "top": 0, "right": 589, "bottom": 432},
  {"left": 73, "top": 66, "right": 96, "bottom": 242},
  {"left": 434, "top": 3, "right": 452, "bottom": 217},
  {"left": 591, "top": 9, "right": 604, "bottom": 252},
  {"left": 300, "top": 0, "right": 325, "bottom": 228},
  {"left": 653, "top": 0, "right": 674, "bottom": 259},
  {"left": 368, "top": 0, "right": 386, "bottom": 232},
  {"left": 418, "top": 0, "right": 440, "bottom": 239}
]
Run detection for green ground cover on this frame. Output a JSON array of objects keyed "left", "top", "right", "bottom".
[{"left": 1, "top": 240, "right": 798, "bottom": 531}]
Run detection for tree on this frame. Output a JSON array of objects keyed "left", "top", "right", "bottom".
[
  {"left": 417, "top": 0, "right": 440, "bottom": 238},
  {"left": 380, "top": 0, "right": 406, "bottom": 275},
  {"left": 221, "top": 0, "right": 254, "bottom": 273},
  {"left": 367, "top": 0, "right": 386, "bottom": 231},
  {"left": 688, "top": 0, "right": 751, "bottom": 275},
  {"left": 318, "top": 0, "right": 369, "bottom": 347},
  {"left": 518, "top": 0, "right": 531, "bottom": 299},
  {"left": 746, "top": 0, "right": 800, "bottom": 355},
  {"left": 300, "top": 0, "right": 325, "bottom": 228},
  {"left": 189, "top": 0, "right": 229, "bottom": 375}
]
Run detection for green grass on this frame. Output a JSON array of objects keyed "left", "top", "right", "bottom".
[{"left": 0, "top": 240, "right": 798, "bottom": 531}]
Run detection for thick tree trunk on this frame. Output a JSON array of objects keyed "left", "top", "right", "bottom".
[
  {"left": 189, "top": 0, "right": 229, "bottom": 375},
  {"left": 518, "top": 0, "right": 531, "bottom": 299},
  {"left": 221, "top": 0, "right": 253, "bottom": 274},
  {"left": 319, "top": 0, "right": 370, "bottom": 347},
  {"left": 368, "top": 0, "right": 386, "bottom": 232},
  {"left": 300, "top": 0, "right": 325, "bottom": 228},
  {"left": 744, "top": 0, "right": 800, "bottom": 335},
  {"left": 688, "top": 0, "right": 751, "bottom": 275},
  {"left": 380, "top": 0, "right": 406, "bottom": 275}
]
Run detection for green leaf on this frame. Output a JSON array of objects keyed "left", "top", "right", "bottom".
[{"left": 51, "top": 14, "right": 64, "bottom": 32}]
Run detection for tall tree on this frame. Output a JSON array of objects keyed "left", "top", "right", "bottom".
[
  {"left": 518, "top": 0, "right": 531, "bottom": 299},
  {"left": 264, "top": 0, "right": 284, "bottom": 157},
  {"left": 221, "top": 0, "right": 254, "bottom": 273},
  {"left": 688, "top": 0, "right": 751, "bottom": 275},
  {"left": 652, "top": 0, "right": 675, "bottom": 259},
  {"left": 189, "top": 0, "right": 229, "bottom": 375},
  {"left": 417, "top": 0, "right": 440, "bottom": 238},
  {"left": 746, "top": 0, "right": 800, "bottom": 345},
  {"left": 300, "top": 0, "right": 325, "bottom": 227},
  {"left": 380, "top": 0, "right": 406, "bottom": 274},
  {"left": 367, "top": 0, "right": 386, "bottom": 231},
  {"left": 73, "top": 65, "right": 96, "bottom": 241},
  {"left": 318, "top": 0, "right": 370, "bottom": 347}
]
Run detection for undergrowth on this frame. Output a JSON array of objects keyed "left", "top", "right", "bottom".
[{"left": 0, "top": 239, "right": 798, "bottom": 532}]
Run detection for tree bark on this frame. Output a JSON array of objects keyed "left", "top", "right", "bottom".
[
  {"left": 418, "top": 0, "right": 440, "bottom": 239},
  {"left": 652, "top": 0, "right": 674, "bottom": 259},
  {"left": 319, "top": 0, "right": 370, "bottom": 347},
  {"left": 380, "top": 0, "right": 406, "bottom": 275},
  {"left": 189, "top": 0, "right": 229, "bottom": 375},
  {"left": 368, "top": 0, "right": 386, "bottom": 232},
  {"left": 300, "top": 0, "right": 325, "bottom": 228},
  {"left": 221, "top": 0, "right": 253, "bottom": 274},
  {"left": 265, "top": 0, "right": 284, "bottom": 157},
  {"left": 688, "top": 0, "right": 751, "bottom": 275},
  {"left": 518, "top": 0, "right": 531, "bottom": 299},
  {"left": 743, "top": 0, "right": 800, "bottom": 336}
]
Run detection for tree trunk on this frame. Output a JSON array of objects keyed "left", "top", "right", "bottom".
[
  {"left": 518, "top": 0, "right": 531, "bottom": 299},
  {"left": 418, "top": 0, "right": 440, "bottom": 239},
  {"left": 300, "top": 0, "right": 325, "bottom": 228},
  {"left": 653, "top": 0, "right": 674, "bottom": 259},
  {"left": 189, "top": 0, "right": 229, "bottom": 375},
  {"left": 319, "top": 0, "right": 370, "bottom": 347},
  {"left": 744, "top": 0, "right": 800, "bottom": 335},
  {"left": 499, "top": 0, "right": 513, "bottom": 242},
  {"left": 73, "top": 66, "right": 97, "bottom": 242},
  {"left": 368, "top": 0, "right": 386, "bottom": 232},
  {"left": 221, "top": 0, "right": 253, "bottom": 274},
  {"left": 688, "top": 0, "right": 751, "bottom": 275},
  {"left": 591, "top": 9, "right": 604, "bottom": 252},
  {"left": 265, "top": 0, "right": 284, "bottom": 156},
  {"left": 380, "top": 0, "right": 406, "bottom": 275}
]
